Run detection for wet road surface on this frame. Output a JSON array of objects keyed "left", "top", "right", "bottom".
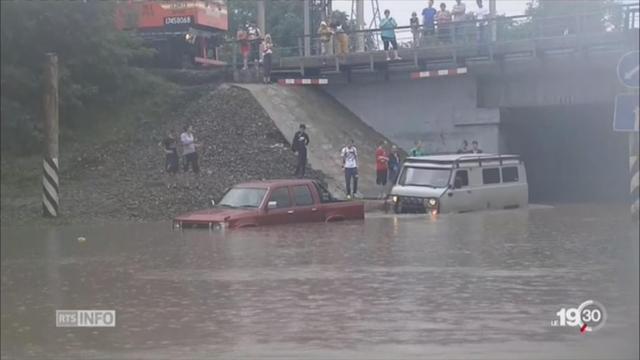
[{"left": 1, "top": 205, "right": 638, "bottom": 359}]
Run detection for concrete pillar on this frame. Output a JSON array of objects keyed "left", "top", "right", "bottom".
[
  {"left": 489, "top": 0, "right": 497, "bottom": 42},
  {"left": 303, "top": 0, "right": 311, "bottom": 56},
  {"left": 257, "top": 0, "right": 266, "bottom": 35},
  {"left": 356, "top": 0, "right": 365, "bottom": 52}
]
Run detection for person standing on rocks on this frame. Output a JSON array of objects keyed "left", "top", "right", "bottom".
[
  {"left": 341, "top": 139, "right": 359, "bottom": 200},
  {"left": 292, "top": 124, "right": 310, "bottom": 178},
  {"left": 375, "top": 141, "right": 389, "bottom": 199},
  {"left": 181, "top": 125, "right": 199, "bottom": 174},
  {"left": 162, "top": 129, "right": 179, "bottom": 175}
]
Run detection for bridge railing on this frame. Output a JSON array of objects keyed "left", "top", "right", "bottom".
[{"left": 216, "top": 3, "right": 638, "bottom": 69}]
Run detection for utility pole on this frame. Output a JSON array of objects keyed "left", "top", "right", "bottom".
[
  {"left": 257, "top": 0, "right": 266, "bottom": 35},
  {"left": 304, "top": 0, "right": 311, "bottom": 56},
  {"left": 356, "top": 0, "right": 365, "bottom": 52},
  {"left": 42, "top": 53, "right": 60, "bottom": 218},
  {"left": 489, "top": 0, "right": 497, "bottom": 42}
]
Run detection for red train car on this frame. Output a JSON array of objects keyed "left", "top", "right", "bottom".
[{"left": 116, "top": 1, "right": 228, "bottom": 67}]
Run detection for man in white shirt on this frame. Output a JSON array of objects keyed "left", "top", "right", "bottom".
[
  {"left": 451, "top": 0, "right": 466, "bottom": 41},
  {"left": 181, "top": 125, "right": 199, "bottom": 173},
  {"left": 341, "top": 139, "right": 359, "bottom": 199},
  {"left": 475, "top": 0, "right": 490, "bottom": 43}
]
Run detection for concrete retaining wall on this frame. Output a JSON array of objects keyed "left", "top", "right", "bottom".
[{"left": 323, "top": 76, "right": 501, "bottom": 154}]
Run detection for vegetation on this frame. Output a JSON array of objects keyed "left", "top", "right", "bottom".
[{"left": 0, "top": 1, "right": 164, "bottom": 154}]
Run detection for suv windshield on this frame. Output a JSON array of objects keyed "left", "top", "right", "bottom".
[
  {"left": 399, "top": 167, "right": 451, "bottom": 188},
  {"left": 218, "top": 187, "right": 267, "bottom": 208}
]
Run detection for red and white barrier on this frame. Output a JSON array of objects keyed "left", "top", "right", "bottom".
[
  {"left": 411, "top": 67, "right": 468, "bottom": 80},
  {"left": 278, "top": 78, "right": 329, "bottom": 85}
]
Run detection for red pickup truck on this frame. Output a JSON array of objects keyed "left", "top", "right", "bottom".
[{"left": 173, "top": 179, "right": 364, "bottom": 229}]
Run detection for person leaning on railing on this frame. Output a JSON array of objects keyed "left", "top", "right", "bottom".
[
  {"left": 318, "top": 21, "right": 334, "bottom": 55},
  {"left": 334, "top": 20, "right": 349, "bottom": 57}
]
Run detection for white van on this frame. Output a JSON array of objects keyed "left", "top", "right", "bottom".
[{"left": 388, "top": 154, "right": 528, "bottom": 214}]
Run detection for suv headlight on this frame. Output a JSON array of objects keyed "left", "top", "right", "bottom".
[
  {"left": 392, "top": 196, "right": 398, "bottom": 203},
  {"left": 423, "top": 198, "right": 438, "bottom": 207}
]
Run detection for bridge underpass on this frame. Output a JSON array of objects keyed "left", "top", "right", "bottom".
[{"left": 500, "top": 104, "right": 629, "bottom": 203}]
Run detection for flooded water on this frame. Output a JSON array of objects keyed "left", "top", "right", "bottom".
[{"left": 1, "top": 205, "right": 638, "bottom": 359}]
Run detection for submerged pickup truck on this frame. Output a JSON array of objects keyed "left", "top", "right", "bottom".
[{"left": 174, "top": 179, "right": 364, "bottom": 229}]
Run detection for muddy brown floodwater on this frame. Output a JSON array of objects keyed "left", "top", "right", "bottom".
[{"left": 1, "top": 205, "right": 638, "bottom": 360}]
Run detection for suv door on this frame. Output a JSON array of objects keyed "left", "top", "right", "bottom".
[
  {"left": 291, "top": 184, "right": 324, "bottom": 223},
  {"left": 261, "top": 186, "right": 294, "bottom": 226},
  {"left": 444, "top": 169, "right": 475, "bottom": 212}
]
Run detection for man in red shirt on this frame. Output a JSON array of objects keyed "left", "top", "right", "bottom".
[{"left": 375, "top": 141, "right": 390, "bottom": 199}]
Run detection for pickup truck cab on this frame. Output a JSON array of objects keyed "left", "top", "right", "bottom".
[
  {"left": 389, "top": 154, "right": 528, "bottom": 214},
  {"left": 174, "top": 179, "right": 364, "bottom": 229}
]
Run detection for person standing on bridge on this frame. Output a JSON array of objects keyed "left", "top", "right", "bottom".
[
  {"left": 292, "top": 124, "right": 310, "bottom": 178},
  {"left": 437, "top": 3, "right": 452, "bottom": 43},
  {"left": 335, "top": 20, "right": 350, "bottom": 58},
  {"left": 475, "top": 0, "right": 490, "bottom": 43},
  {"left": 410, "top": 12, "right": 420, "bottom": 48},
  {"left": 380, "top": 9, "right": 401, "bottom": 61},
  {"left": 237, "top": 27, "right": 250, "bottom": 70},
  {"left": 341, "top": 139, "right": 359, "bottom": 200},
  {"left": 318, "top": 21, "right": 334, "bottom": 55},
  {"left": 262, "top": 34, "right": 273, "bottom": 84},
  {"left": 422, "top": 0, "right": 437, "bottom": 45},
  {"left": 451, "top": 0, "right": 467, "bottom": 42}
]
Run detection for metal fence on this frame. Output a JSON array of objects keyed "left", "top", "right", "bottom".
[{"left": 215, "top": 3, "right": 638, "bottom": 68}]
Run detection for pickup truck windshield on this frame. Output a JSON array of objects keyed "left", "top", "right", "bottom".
[
  {"left": 399, "top": 167, "right": 451, "bottom": 188},
  {"left": 218, "top": 188, "right": 267, "bottom": 208}
]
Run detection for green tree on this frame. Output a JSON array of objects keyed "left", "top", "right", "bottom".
[{"left": 1, "top": 0, "right": 155, "bottom": 153}]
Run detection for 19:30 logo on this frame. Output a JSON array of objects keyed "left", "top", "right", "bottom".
[{"left": 551, "top": 300, "right": 607, "bottom": 334}]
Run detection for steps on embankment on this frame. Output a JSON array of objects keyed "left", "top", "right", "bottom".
[{"left": 236, "top": 84, "right": 395, "bottom": 200}]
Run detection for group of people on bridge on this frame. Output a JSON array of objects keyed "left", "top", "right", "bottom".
[{"left": 316, "top": 0, "right": 491, "bottom": 61}]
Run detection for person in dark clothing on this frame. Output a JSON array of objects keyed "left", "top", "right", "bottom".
[
  {"left": 456, "top": 139, "right": 469, "bottom": 154},
  {"left": 471, "top": 140, "right": 483, "bottom": 153},
  {"left": 291, "top": 124, "right": 310, "bottom": 178},
  {"left": 388, "top": 145, "right": 401, "bottom": 184},
  {"left": 162, "top": 129, "right": 179, "bottom": 174}
]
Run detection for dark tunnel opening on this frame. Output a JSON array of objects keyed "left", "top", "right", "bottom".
[{"left": 500, "top": 104, "right": 629, "bottom": 204}]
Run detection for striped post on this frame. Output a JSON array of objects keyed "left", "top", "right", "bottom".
[
  {"left": 631, "top": 133, "right": 639, "bottom": 220},
  {"left": 42, "top": 157, "right": 59, "bottom": 217},
  {"left": 42, "top": 53, "right": 59, "bottom": 218}
]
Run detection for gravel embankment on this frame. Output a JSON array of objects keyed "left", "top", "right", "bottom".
[{"left": 1, "top": 84, "right": 327, "bottom": 225}]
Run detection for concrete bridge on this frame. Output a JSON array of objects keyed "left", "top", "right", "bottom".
[{"left": 230, "top": 5, "right": 639, "bottom": 204}]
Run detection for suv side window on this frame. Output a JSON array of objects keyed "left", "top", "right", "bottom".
[
  {"left": 501, "top": 166, "right": 519, "bottom": 183},
  {"left": 268, "top": 187, "right": 291, "bottom": 208},
  {"left": 482, "top": 168, "right": 501, "bottom": 184},
  {"left": 453, "top": 170, "right": 469, "bottom": 188},
  {"left": 293, "top": 185, "right": 314, "bottom": 206}
]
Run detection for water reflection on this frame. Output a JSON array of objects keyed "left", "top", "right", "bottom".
[{"left": 1, "top": 205, "right": 638, "bottom": 359}]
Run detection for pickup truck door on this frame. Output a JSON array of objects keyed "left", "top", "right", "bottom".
[
  {"left": 291, "top": 184, "right": 324, "bottom": 223},
  {"left": 261, "top": 186, "right": 295, "bottom": 226}
]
